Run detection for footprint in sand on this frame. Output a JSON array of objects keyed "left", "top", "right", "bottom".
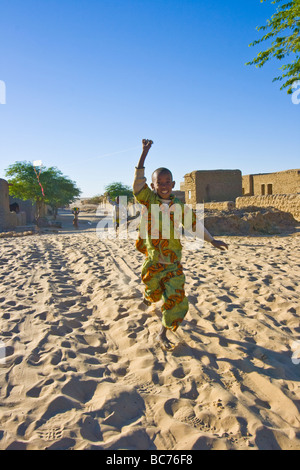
[
  {"left": 124, "top": 373, "right": 161, "bottom": 396},
  {"left": 37, "top": 427, "right": 64, "bottom": 441},
  {"left": 164, "top": 398, "right": 204, "bottom": 430},
  {"left": 79, "top": 416, "right": 102, "bottom": 442}
]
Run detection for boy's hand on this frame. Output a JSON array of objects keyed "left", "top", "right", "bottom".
[
  {"left": 211, "top": 239, "right": 228, "bottom": 251},
  {"left": 142, "top": 139, "right": 153, "bottom": 152}
]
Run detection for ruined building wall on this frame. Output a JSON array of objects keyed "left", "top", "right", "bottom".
[
  {"left": 242, "top": 169, "right": 300, "bottom": 196},
  {"left": 0, "top": 178, "right": 10, "bottom": 230},
  {"left": 242, "top": 175, "right": 253, "bottom": 196},
  {"left": 184, "top": 170, "right": 242, "bottom": 207},
  {"left": 9, "top": 196, "right": 36, "bottom": 224},
  {"left": 204, "top": 201, "right": 235, "bottom": 211},
  {"left": 184, "top": 171, "right": 197, "bottom": 206},
  {"left": 0, "top": 179, "right": 26, "bottom": 230},
  {"left": 236, "top": 194, "right": 300, "bottom": 222}
]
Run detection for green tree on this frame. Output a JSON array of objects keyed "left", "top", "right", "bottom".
[
  {"left": 87, "top": 194, "right": 104, "bottom": 205},
  {"left": 247, "top": 0, "right": 300, "bottom": 93},
  {"left": 104, "top": 182, "right": 134, "bottom": 202},
  {"left": 5, "top": 161, "right": 81, "bottom": 218}
]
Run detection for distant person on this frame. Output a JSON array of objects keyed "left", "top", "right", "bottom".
[
  {"left": 72, "top": 207, "right": 80, "bottom": 229},
  {"left": 106, "top": 193, "right": 120, "bottom": 229}
]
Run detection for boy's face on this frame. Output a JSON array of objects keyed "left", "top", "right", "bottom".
[{"left": 151, "top": 171, "right": 175, "bottom": 199}]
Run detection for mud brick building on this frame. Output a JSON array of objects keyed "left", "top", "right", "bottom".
[
  {"left": 0, "top": 178, "right": 11, "bottom": 229},
  {"left": 183, "top": 170, "right": 242, "bottom": 206},
  {"left": 242, "top": 169, "right": 300, "bottom": 196},
  {"left": 0, "top": 178, "right": 28, "bottom": 230}
]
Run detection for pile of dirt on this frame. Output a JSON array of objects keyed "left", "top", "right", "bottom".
[
  {"left": 204, "top": 206, "right": 298, "bottom": 235},
  {"left": 0, "top": 230, "right": 35, "bottom": 239}
]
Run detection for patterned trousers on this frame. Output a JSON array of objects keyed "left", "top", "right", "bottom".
[{"left": 141, "top": 259, "right": 189, "bottom": 331}]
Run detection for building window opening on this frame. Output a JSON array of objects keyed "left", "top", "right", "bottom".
[
  {"left": 267, "top": 184, "right": 273, "bottom": 195},
  {"left": 205, "top": 184, "right": 211, "bottom": 202},
  {"left": 188, "top": 190, "right": 192, "bottom": 200},
  {"left": 261, "top": 184, "right": 265, "bottom": 195}
]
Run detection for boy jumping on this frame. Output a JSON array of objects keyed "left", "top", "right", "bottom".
[{"left": 133, "top": 139, "right": 228, "bottom": 350}]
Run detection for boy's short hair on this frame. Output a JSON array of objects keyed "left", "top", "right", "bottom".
[{"left": 152, "top": 167, "right": 173, "bottom": 182}]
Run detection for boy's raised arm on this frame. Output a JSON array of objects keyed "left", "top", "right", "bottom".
[
  {"left": 137, "top": 139, "right": 153, "bottom": 169},
  {"left": 134, "top": 139, "right": 153, "bottom": 196}
]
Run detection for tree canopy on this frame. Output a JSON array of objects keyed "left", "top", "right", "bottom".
[
  {"left": 247, "top": 0, "right": 300, "bottom": 93},
  {"left": 104, "top": 182, "right": 134, "bottom": 202},
  {"left": 5, "top": 161, "right": 81, "bottom": 217}
]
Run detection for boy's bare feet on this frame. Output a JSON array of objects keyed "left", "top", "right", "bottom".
[
  {"left": 156, "top": 325, "right": 175, "bottom": 351},
  {"left": 143, "top": 297, "right": 152, "bottom": 306}
]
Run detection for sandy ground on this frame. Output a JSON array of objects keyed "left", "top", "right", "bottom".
[{"left": 0, "top": 210, "right": 299, "bottom": 450}]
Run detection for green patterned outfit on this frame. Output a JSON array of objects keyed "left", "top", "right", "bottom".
[{"left": 134, "top": 181, "right": 189, "bottom": 331}]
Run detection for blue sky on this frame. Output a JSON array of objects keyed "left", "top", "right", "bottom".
[{"left": 0, "top": 0, "right": 299, "bottom": 197}]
